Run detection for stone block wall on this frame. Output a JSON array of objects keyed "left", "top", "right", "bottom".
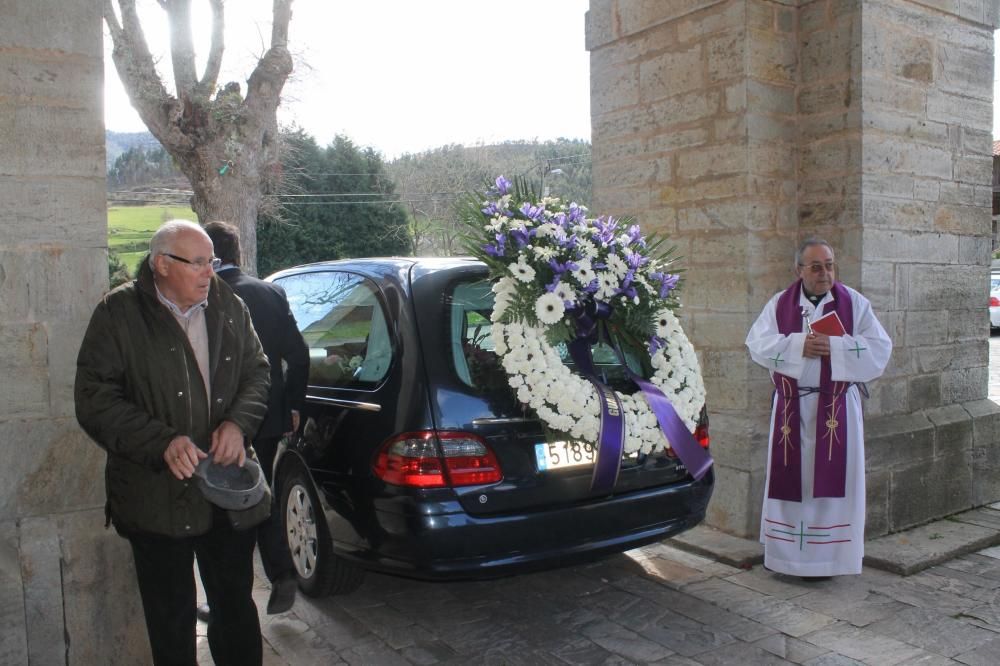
[
  {"left": 587, "top": 0, "right": 1000, "bottom": 538},
  {"left": 1, "top": 0, "right": 147, "bottom": 662}
]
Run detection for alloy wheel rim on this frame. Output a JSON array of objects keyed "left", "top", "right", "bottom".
[{"left": 286, "top": 483, "right": 319, "bottom": 579}]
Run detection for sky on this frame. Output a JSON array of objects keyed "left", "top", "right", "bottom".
[
  {"left": 103, "top": 4, "right": 1000, "bottom": 152},
  {"left": 103, "top": 0, "right": 593, "bottom": 160}
]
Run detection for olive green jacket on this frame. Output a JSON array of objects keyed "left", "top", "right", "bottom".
[{"left": 75, "top": 258, "right": 270, "bottom": 537}]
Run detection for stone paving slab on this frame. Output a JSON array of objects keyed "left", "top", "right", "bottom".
[
  {"left": 181, "top": 538, "right": 1000, "bottom": 665},
  {"left": 667, "top": 524, "right": 764, "bottom": 568},
  {"left": 865, "top": 516, "right": 1000, "bottom": 575},
  {"left": 669, "top": 511, "right": 1000, "bottom": 578}
]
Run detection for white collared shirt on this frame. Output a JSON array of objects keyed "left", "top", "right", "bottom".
[{"left": 155, "top": 285, "right": 211, "bottom": 405}]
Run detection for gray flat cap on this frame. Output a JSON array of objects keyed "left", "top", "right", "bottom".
[{"left": 193, "top": 457, "right": 266, "bottom": 511}]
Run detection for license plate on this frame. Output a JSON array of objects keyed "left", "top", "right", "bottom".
[{"left": 535, "top": 440, "right": 597, "bottom": 471}]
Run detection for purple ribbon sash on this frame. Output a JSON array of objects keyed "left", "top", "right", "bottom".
[
  {"left": 621, "top": 362, "right": 713, "bottom": 480},
  {"left": 567, "top": 337, "right": 624, "bottom": 493},
  {"left": 770, "top": 280, "right": 853, "bottom": 501},
  {"left": 566, "top": 301, "right": 713, "bottom": 493}
]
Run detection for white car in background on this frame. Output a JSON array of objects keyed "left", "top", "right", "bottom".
[{"left": 991, "top": 272, "right": 1000, "bottom": 330}]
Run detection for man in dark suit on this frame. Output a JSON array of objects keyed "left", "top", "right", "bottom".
[{"left": 205, "top": 221, "right": 310, "bottom": 615}]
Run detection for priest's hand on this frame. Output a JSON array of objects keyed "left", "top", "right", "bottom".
[{"left": 803, "top": 333, "right": 830, "bottom": 358}]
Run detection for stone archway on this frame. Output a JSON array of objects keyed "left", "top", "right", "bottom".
[
  {"left": 0, "top": 0, "right": 147, "bottom": 661},
  {"left": 587, "top": 0, "right": 1000, "bottom": 538}
]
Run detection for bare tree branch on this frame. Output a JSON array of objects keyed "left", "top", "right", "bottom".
[
  {"left": 105, "top": 0, "right": 177, "bottom": 140},
  {"left": 165, "top": 0, "right": 198, "bottom": 96},
  {"left": 271, "top": 0, "right": 291, "bottom": 47},
  {"left": 103, "top": 0, "right": 122, "bottom": 39},
  {"left": 245, "top": 0, "right": 293, "bottom": 117},
  {"left": 196, "top": 0, "right": 226, "bottom": 98}
]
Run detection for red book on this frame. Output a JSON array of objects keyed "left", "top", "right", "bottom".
[{"left": 811, "top": 311, "right": 846, "bottom": 336}]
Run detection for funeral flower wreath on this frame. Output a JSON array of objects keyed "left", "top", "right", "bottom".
[{"left": 461, "top": 176, "right": 706, "bottom": 456}]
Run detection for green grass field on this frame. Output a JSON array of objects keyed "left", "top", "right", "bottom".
[{"left": 108, "top": 205, "right": 197, "bottom": 276}]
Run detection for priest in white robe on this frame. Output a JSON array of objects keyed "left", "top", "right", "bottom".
[{"left": 746, "top": 239, "right": 892, "bottom": 578}]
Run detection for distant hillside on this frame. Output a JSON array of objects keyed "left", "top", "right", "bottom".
[
  {"left": 385, "top": 138, "right": 592, "bottom": 255},
  {"left": 105, "top": 130, "right": 159, "bottom": 170}
]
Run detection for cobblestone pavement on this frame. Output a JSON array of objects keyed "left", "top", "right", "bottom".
[
  {"left": 198, "top": 540, "right": 1000, "bottom": 665},
  {"left": 190, "top": 342, "right": 1000, "bottom": 665}
]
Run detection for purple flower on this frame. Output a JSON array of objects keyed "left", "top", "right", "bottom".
[
  {"left": 649, "top": 336, "right": 665, "bottom": 355},
  {"left": 621, "top": 269, "right": 635, "bottom": 290},
  {"left": 626, "top": 224, "right": 646, "bottom": 247},
  {"left": 548, "top": 258, "right": 578, "bottom": 277},
  {"left": 626, "top": 252, "right": 648, "bottom": 270},
  {"left": 510, "top": 226, "right": 536, "bottom": 248},
  {"left": 483, "top": 233, "right": 507, "bottom": 257},
  {"left": 481, "top": 201, "right": 499, "bottom": 216},
  {"left": 495, "top": 175, "right": 511, "bottom": 195},
  {"left": 651, "top": 271, "right": 680, "bottom": 299},
  {"left": 593, "top": 216, "right": 620, "bottom": 246},
  {"left": 519, "top": 202, "right": 545, "bottom": 222},
  {"left": 567, "top": 203, "right": 585, "bottom": 224}
]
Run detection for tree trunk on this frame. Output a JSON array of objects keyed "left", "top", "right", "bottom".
[{"left": 104, "top": 0, "right": 293, "bottom": 275}]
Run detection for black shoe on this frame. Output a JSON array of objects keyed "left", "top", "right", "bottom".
[
  {"left": 196, "top": 603, "right": 211, "bottom": 623},
  {"left": 266, "top": 575, "right": 297, "bottom": 615},
  {"left": 801, "top": 576, "right": 832, "bottom": 582}
]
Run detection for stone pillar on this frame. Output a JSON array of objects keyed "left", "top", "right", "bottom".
[
  {"left": 586, "top": 0, "right": 1000, "bottom": 538},
  {"left": 1, "top": 1, "right": 147, "bottom": 662}
]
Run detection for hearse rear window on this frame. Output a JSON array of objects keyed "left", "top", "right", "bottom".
[{"left": 449, "top": 279, "right": 645, "bottom": 398}]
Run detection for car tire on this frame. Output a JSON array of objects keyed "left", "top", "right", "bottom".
[{"left": 280, "top": 464, "right": 365, "bottom": 597}]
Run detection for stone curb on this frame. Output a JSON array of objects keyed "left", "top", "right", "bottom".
[
  {"left": 668, "top": 503, "right": 1000, "bottom": 576},
  {"left": 863, "top": 505, "right": 1000, "bottom": 575},
  {"left": 667, "top": 524, "right": 763, "bottom": 569}
]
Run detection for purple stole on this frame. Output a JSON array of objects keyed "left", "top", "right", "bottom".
[{"left": 769, "top": 280, "right": 853, "bottom": 502}]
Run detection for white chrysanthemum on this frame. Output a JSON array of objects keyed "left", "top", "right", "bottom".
[
  {"left": 491, "top": 306, "right": 705, "bottom": 456},
  {"left": 509, "top": 258, "right": 536, "bottom": 283},
  {"left": 576, "top": 238, "right": 598, "bottom": 259},
  {"left": 534, "top": 292, "right": 565, "bottom": 325},
  {"left": 532, "top": 245, "right": 556, "bottom": 261},
  {"left": 552, "top": 282, "right": 576, "bottom": 305},
  {"left": 596, "top": 271, "right": 619, "bottom": 300},
  {"left": 606, "top": 254, "right": 629, "bottom": 278},
  {"left": 655, "top": 315, "right": 671, "bottom": 339},
  {"left": 572, "top": 260, "right": 596, "bottom": 287},
  {"left": 535, "top": 223, "right": 558, "bottom": 238}
]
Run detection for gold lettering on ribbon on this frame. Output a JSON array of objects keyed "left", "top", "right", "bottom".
[{"left": 601, "top": 386, "right": 620, "bottom": 417}]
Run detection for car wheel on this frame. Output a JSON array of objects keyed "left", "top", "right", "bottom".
[{"left": 280, "top": 464, "right": 365, "bottom": 597}]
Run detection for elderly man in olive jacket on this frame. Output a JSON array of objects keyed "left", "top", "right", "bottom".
[{"left": 75, "top": 220, "right": 270, "bottom": 666}]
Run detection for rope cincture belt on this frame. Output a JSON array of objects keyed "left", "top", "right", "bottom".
[{"left": 778, "top": 382, "right": 867, "bottom": 399}]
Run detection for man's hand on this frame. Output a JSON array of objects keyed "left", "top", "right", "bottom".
[
  {"left": 165, "top": 435, "right": 208, "bottom": 480},
  {"left": 210, "top": 420, "right": 246, "bottom": 467},
  {"left": 803, "top": 332, "right": 831, "bottom": 358}
]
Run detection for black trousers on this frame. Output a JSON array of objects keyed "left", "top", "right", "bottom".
[
  {"left": 127, "top": 514, "right": 261, "bottom": 666},
  {"left": 254, "top": 435, "right": 295, "bottom": 582}
]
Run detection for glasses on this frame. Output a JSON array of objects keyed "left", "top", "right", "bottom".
[
  {"left": 798, "top": 262, "right": 836, "bottom": 274},
  {"left": 164, "top": 252, "right": 222, "bottom": 271}
]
